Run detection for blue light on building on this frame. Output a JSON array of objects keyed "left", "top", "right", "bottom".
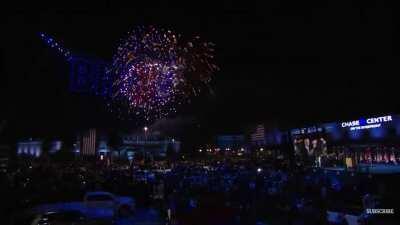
[
  {"left": 49, "top": 140, "right": 63, "bottom": 154},
  {"left": 348, "top": 129, "right": 362, "bottom": 140},
  {"left": 216, "top": 135, "right": 245, "bottom": 150},
  {"left": 97, "top": 140, "right": 110, "bottom": 155},
  {"left": 17, "top": 140, "right": 42, "bottom": 157},
  {"left": 370, "top": 127, "right": 387, "bottom": 139}
]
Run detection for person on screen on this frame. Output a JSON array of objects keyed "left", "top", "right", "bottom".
[
  {"left": 294, "top": 138, "right": 306, "bottom": 165},
  {"left": 311, "top": 139, "right": 318, "bottom": 153},
  {"left": 320, "top": 138, "right": 327, "bottom": 154},
  {"left": 293, "top": 138, "right": 301, "bottom": 156},
  {"left": 311, "top": 138, "right": 319, "bottom": 167},
  {"left": 389, "top": 148, "right": 396, "bottom": 164},
  {"left": 304, "top": 138, "right": 311, "bottom": 156},
  {"left": 316, "top": 137, "right": 327, "bottom": 167},
  {"left": 300, "top": 137, "right": 310, "bottom": 165}
]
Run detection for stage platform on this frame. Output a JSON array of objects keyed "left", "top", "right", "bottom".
[
  {"left": 324, "top": 164, "right": 400, "bottom": 174},
  {"left": 357, "top": 164, "right": 400, "bottom": 174}
]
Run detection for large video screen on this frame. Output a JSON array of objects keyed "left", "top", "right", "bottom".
[
  {"left": 290, "top": 114, "right": 400, "bottom": 158},
  {"left": 321, "top": 115, "right": 400, "bottom": 143},
  {"left": 291, "top": 127, "right": 328, "bottom": 158}
]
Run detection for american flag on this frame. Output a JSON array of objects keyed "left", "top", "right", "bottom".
[
  {"left": 251, "top": 124, "right": 266, "bottom": 145},
  {"left": 81, "top": 129, "right": 97, "bottom": 155}
]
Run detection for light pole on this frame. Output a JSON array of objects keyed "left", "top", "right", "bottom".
[{"left": 144, "top": 126, "right": 148, "bottom": 142}]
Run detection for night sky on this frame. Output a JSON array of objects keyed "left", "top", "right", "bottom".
[{"left": 1, "top": 1, "right": 399, "bottom": 142}]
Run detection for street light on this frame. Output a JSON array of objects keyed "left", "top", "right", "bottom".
[{"left": 144, "top": 126, "right": 148, "bottom": 141}]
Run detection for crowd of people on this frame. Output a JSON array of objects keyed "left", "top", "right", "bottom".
[
  {"left": 156, "top": 160, "right": 399, "bottom": 225},
  {"left": 0, "top": 159, "right": 137, "bottom": 224},
  {"left": 0, "top": 155, "right": 399, "bottom": 225}
]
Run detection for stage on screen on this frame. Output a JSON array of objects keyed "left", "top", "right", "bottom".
[{"left": 291, "top": 114, "right": 400, "bottom": 173}]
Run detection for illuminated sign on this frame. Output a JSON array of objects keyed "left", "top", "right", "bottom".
[{"left": 341, "top": 115, "right": 392, "bottom": 131}]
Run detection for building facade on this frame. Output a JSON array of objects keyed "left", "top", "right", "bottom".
[
  {"left": 17, "top": 140, "right": 43, "bottom": 157},
  {"left": 49, "top": 140, "right": 63, "bottom": 154},
  {"left": 117, "top": 133, "right": 180, "bottom": 160},
  {"left": 216, "top": 135, "right": 245, "bottom": 150},
  {"left": 97, "top": 139, "right": 111, "bottom": 156}
]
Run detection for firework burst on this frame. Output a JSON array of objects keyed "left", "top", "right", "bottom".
[{"left": 110, "top": 26, "right": 217, "bottom": 121}]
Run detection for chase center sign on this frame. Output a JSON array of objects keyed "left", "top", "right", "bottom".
[{"left": 341, "top": 115, "right": 393, "bottom": 131}]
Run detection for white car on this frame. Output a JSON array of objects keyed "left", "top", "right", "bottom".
[
  {"left": 33, "top": 192, "right": 135, "bottom": 221},
  {"left": 12, "top": 210, "right": 88, "bottom": 225},
  {"left": 83, "top": 192, "right": 135, "bottom": 219}
]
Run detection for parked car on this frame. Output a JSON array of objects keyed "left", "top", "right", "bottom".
[
  {"left": 32, "top": 192, "right": 135, "bottom": 220},
  {"left": 11, "top": 210, "right": 89, "bottom": 225},
  {"left": 84, "top": 191, "right": 135, "bottom": 218}
]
